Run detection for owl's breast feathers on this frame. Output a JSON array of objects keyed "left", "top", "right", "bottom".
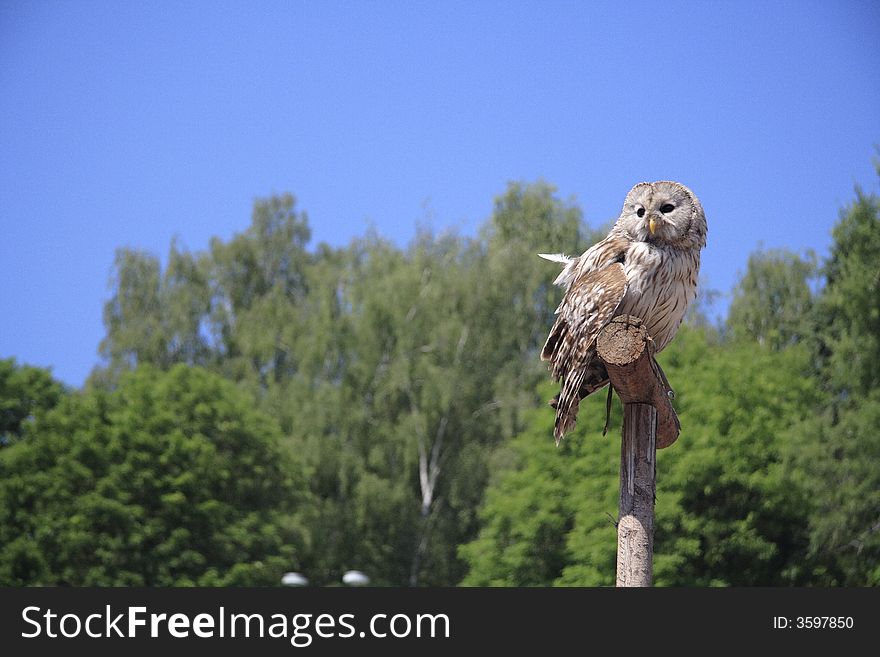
[{"left": 616, "top": 242, "right": 700, "bottom": 351}]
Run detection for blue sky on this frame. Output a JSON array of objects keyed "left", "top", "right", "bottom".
[{"left": 1, "top": 0, "right": 878, "bottom": 388}]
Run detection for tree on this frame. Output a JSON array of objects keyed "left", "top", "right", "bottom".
[
  {"left": 814, "top": 179, "right": 880, "bottom": 399},
  {"left": 97, "top": 194, "right": 311, "bottom": 385},
  {"left": 790, "top": 171, "right": 880, "bottom": 585},
  {"left": 309, "top": 182, "right": 600, "bottom": 585},
  {"left": 787, "top": 391, "right": 880, "bottom": 585},
  {"left": 291, "top": 225, "right": 536, "bottom": 586},
  {"left": 98, "top": 243, "right": 212, "bottom": 379},
  {"left": 648, "top": 329, "right": 821, "bottom": 586},
  {"left": 0, "top": 364, "right": 310, "bottom": 585},
  {"left": 726, "top": 248, "right": 818, "bottom": 350},
  {"left": 458, "top": 385, "right": 618, "bottom": 586},
  {"left": 205, "top": 193, "right": 312, "bottom": 385},
  {"left": 0, "top": 358, "right": 64, "bottom": 447}
]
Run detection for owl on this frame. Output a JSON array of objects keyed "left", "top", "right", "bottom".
[{"left": 540, "top": 181, "right": 707, "bottom": 445}]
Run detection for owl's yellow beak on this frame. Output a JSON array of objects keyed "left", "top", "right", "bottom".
[{"left": 648, "top": 216, "right": 656, "bottom": 235}]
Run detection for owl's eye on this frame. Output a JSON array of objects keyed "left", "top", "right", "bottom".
[
  {"left": 660, "top": 204, "right": 675, "bottom": 214},
  {"left": 636, "top": 207, "right": 646, "bottom": 218}
]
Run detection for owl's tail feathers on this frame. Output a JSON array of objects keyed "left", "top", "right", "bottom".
[
  {"left": 549, "top": 366, "right": 612, "bottom": 445},
  {"left": 552, "top": 367, "right": 589, "bottom": 446},
  {"left": 554, "top": 410, "right": 578, "bottom": 447}
]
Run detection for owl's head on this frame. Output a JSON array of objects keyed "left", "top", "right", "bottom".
[{"left": 616, "top": 181, "right": 707, "bottom": 249}]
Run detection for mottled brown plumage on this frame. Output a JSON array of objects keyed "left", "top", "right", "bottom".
[{"left": 540, "top": 181, "right": 707, "bottom": 444}]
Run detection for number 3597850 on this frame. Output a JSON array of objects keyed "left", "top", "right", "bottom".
[{"left": 773, "top": 616, "right": 854, "bottom": 629}]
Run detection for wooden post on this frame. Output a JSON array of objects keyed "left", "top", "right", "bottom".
[
  {"left": 616, "top": 403, "right": 656, "bottom": 586},
  {"left": 596, "top": 315, "right": 680, "bottom": 587}
]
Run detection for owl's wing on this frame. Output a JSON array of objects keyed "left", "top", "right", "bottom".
[
  {"left": 541, "top": 261, "right": 628, "bottom": 375},
  {"left": 541, "top": 233, "right": 629, "bottom": 368},
  {"left": 541, "top": 260, "right": 628, "bottom": 444}
]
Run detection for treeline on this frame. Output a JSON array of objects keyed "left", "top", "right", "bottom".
[{"left": 1, "top": 173, "right": 877, "bottom": 586}]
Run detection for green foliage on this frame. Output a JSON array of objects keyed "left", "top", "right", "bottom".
[
  {"left": 814, "top": 183, "right": 880, "bottom": 398},
  {"left": 726, "top": 248, "right": 818, "bottom": 350},
  {"left": 0, "top": 358, "right": 65, "bottom": 446},
  {"left": 787, "top": 391, "right": 880, "bottom": 585},
  {"left": 99, "top": 243, "right": 212, "bottom": 377},
  {"left": 0, "top": 364, "right": 309, "bottom": 585},
  {"left": 650, "top": 330, "right": 822, "bottom": 586},
  {"left": 789, "top": 170, "right": 880, "bottom": 585},
  {"left": 459, "top": 386, "right": 618, "bottom": 586}
]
